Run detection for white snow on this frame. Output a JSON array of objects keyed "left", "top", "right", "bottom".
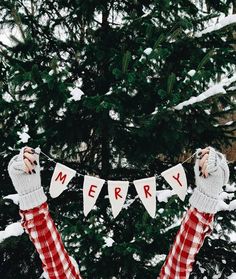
[
  {"left": 49, "top": 69, "right": 54, "bottom": 76},
  {"left": 216, "top": 199, "right": 236, "bottom": 212},
  {"left": 109, "top": 109, "right": 120, "bottom": 121},
  {"left": 17, "top": 125, "right": 30, "bottom": 143},
  {"left": 225, "top": 121, "right": 233, "bottom": 125},
  {"left": 229, "top": 200, "right": 236, "bottom": 211},
  {"left": 32, "top": 84, "right": 38, "bottom": 89},
  {"left": 162, "top": 216, "right": 182, "bottom": 233},
  {"left": 225, "top": 182, "right": 236, "bottom": 192},
  {"left": 123, "top": 196, "right": 138, "bottom": 209},
  {"left": 17, "top": 131, "right": 30, "bottom": 143},
  {"left": 156, "top": 189, "right": 175, "bottom": 203},
  {"left": 216, "top": 183, "right": 236, "bottom": 212},
  {"left": 217, "top": 200, "right": 230, "bottom": 211},
  {"left": 105, "top": 88, "right": 113, "bottom": 95},
  {"left": 228, "top": 273, "right": 236, "bottom": 279},
  {"left": 144, "top": 47, "right": 152, "bottom": 55},
  {"left": 174, "top": 73, "right": 236, "bottom": 110},
  {"left": 103, "top": 236, "right": 115, "bottom": 247},
  {"left": 196, "top": 15, "right": 236, "bottom": 37},
  {"left": 2, "top": 92, "right": 14, "bottom": 102},
  {"left": 151, "top": 107, "right": 159, "bottom": 115},
  {"left": 187, "top": 70, "right": 196, "bottom": 77},
  {"left": 146, "top": 254, "right": 166, "bottom": 266},
  {"left": 133, "top": 253, "right": 141, "bottom": 261},
  {"left": 69, "top": 88, "right": 84, "bottom": 101},
  {"left": 3, "top": 194, "right": 19, "bottom": 205},
  {"left": 0, "top": 222, "right": 24, "bottom": 243},
  {"left": 40, "top": 271, "right": 49, "bottom": 279}
]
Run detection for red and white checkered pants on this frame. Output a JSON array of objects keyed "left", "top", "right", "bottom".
[
  {"left": 159, "top": 207, "right": 214, "bottom": 279},
  {"left": 20, "top": 202, "right": 82, "bottom": 279}
]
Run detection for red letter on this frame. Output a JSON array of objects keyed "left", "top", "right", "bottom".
[
  {"left": 143, "top": 185, "right": 152, "bottom": 198},
  {"left": 88, "top": 185, "right": 97, "bottom": 198},
  {"left": 115, "top": 187, "right": 122, "bottom": 200},
  {"left": 55, "top": 171, "right": 67, "bottom": 184},
  {"left": 172, "top": 173, "right": 182, "bottom": 187}
]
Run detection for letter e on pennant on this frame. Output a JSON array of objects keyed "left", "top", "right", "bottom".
[{"left": 83, "top": 176, "right": 105, "bottom": 216}]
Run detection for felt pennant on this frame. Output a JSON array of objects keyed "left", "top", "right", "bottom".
[
  {"left": 161, "top": 163, "right": 187, "bottom": 201},
  {"left": 83, "top": 175, "right": 105, "bottom": 216},
  {"left": 49, "top": 163, "right": 76, "bottom": 198},
  {"left": 133, "top": 177, "right": 156, "bottom": 218},
  {"left": 107, "top": 180, "right": 129, "bottom": 218}
]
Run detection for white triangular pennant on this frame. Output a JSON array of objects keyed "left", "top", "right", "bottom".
[
  {"left": 133, "top": 177, "right": 156, "bottom": 218},
  {"left": 83, "top": 176, "right": 105, "bottom": 216},
  {"left": 107, "top": 180, "right": 129, "bottom": 218},
  {"left": 49, "top": 163, "right": 76, "bottom": 198},
  {"left": 161, "top": 163, "right": 187, "bottom": 201}
]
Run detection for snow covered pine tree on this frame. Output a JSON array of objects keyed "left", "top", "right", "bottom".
[{"left": 7, "top": 145, "right": 229, "bottom": 279}]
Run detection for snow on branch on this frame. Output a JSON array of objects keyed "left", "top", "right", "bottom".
[
  {"left": 0, "top": 222, "right": 24, "bottom": 243},
  {"left": 216, "top": 182, "right": 236, "bottom": 212},
  {"left": 3, "top": 194, "right": 19, "bottom": 205},
  {"left": 174, "top": 74, "right": 236, "bottom": 110},
  {"left": 196, "top": 14, "right": 236, "bottom": 37}
]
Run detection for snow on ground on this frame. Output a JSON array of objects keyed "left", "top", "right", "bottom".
[{"left": 0, "top": 222, "right": 24, "bottom": 243}]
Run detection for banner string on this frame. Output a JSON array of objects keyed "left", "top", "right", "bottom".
[{"left": 34, "top": 147, "right": 198, "bottom": 184}]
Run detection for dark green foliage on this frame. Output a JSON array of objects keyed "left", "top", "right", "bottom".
[{"left": 0, "top": 0, "right": 235, "bottom": 278}]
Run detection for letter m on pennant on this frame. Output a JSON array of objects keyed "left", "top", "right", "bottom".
[{"left": 55, "top": 171, "right": 67, "bottom": 184}]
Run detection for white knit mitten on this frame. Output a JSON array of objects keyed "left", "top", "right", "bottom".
[
  {"left": 189, "top": 146, "right": 230, "bottom": 214},
  {"left": 8, "top": 147, "right": 47, "bottom": 210}
]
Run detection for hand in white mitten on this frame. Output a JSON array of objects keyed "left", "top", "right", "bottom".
[
  {"left": 189, "top": 146, "right": 230, "bottom": 214},
  {"left": 8, "top": 146, "right": 47, "bottom": 210}
]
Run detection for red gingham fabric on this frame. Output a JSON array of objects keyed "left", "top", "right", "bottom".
[
  {"left": 159, "top": 206, "right": 214, "bottom": 279},
  {"left": 19, "top": 202, "right": 82, "bottom": 279}
]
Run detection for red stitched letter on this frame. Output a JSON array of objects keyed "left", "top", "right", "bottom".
[
  {"left": 88, "top": 185, "right": 97, "bottom": 198},
  {"left": 115, "top": 187, "right": 122, "bottom": 200},
  {"left": 55, "top": 172, "right": 67, "bottom": 184},
  {"left": 144, "top": 185, "right": 152, "bottom": 198},
  {"left": 172, "top": 173, "right": 182, "bottom": 187}
]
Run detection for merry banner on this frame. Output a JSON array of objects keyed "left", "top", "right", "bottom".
[{"left": 45, "top": 152, "right": 195, "bottom": 218}]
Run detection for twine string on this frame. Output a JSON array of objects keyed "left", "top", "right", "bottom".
[{"left": 34, "top": 148, "right": 197, "bottom": 183}]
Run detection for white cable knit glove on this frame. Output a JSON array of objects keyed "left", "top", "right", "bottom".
[
  {"left": 8, "top": 147, "right": 47, "bottom": 210},
  {"left": 189, "top": 146, "right": 230, "bottom": 214}
]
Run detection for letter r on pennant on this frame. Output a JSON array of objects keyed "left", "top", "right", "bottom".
[
  {"left": 115, "top": 187, "right": 122, "bottom": 200},
  {"left": 55, "top": 172, "right": 67, "bottom": 184},
  {"left": 144, "top": 185, "right": 152, "bottom": 198}
]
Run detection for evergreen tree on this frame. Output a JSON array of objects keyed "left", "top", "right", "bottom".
[{"left": 0, "top": 0, "right": 235, "bottom": 278}]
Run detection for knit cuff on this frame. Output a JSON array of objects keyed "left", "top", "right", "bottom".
[
  {"left": 189, "top": 187, "right": 219, "bottom": 214},
  {"left": 19, "top": 187, "right": 47, "bottom": 210}
]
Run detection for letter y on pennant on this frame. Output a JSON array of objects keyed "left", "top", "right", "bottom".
[{"left": 161, "top": 163, "right": 187, "bottom": 201}]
